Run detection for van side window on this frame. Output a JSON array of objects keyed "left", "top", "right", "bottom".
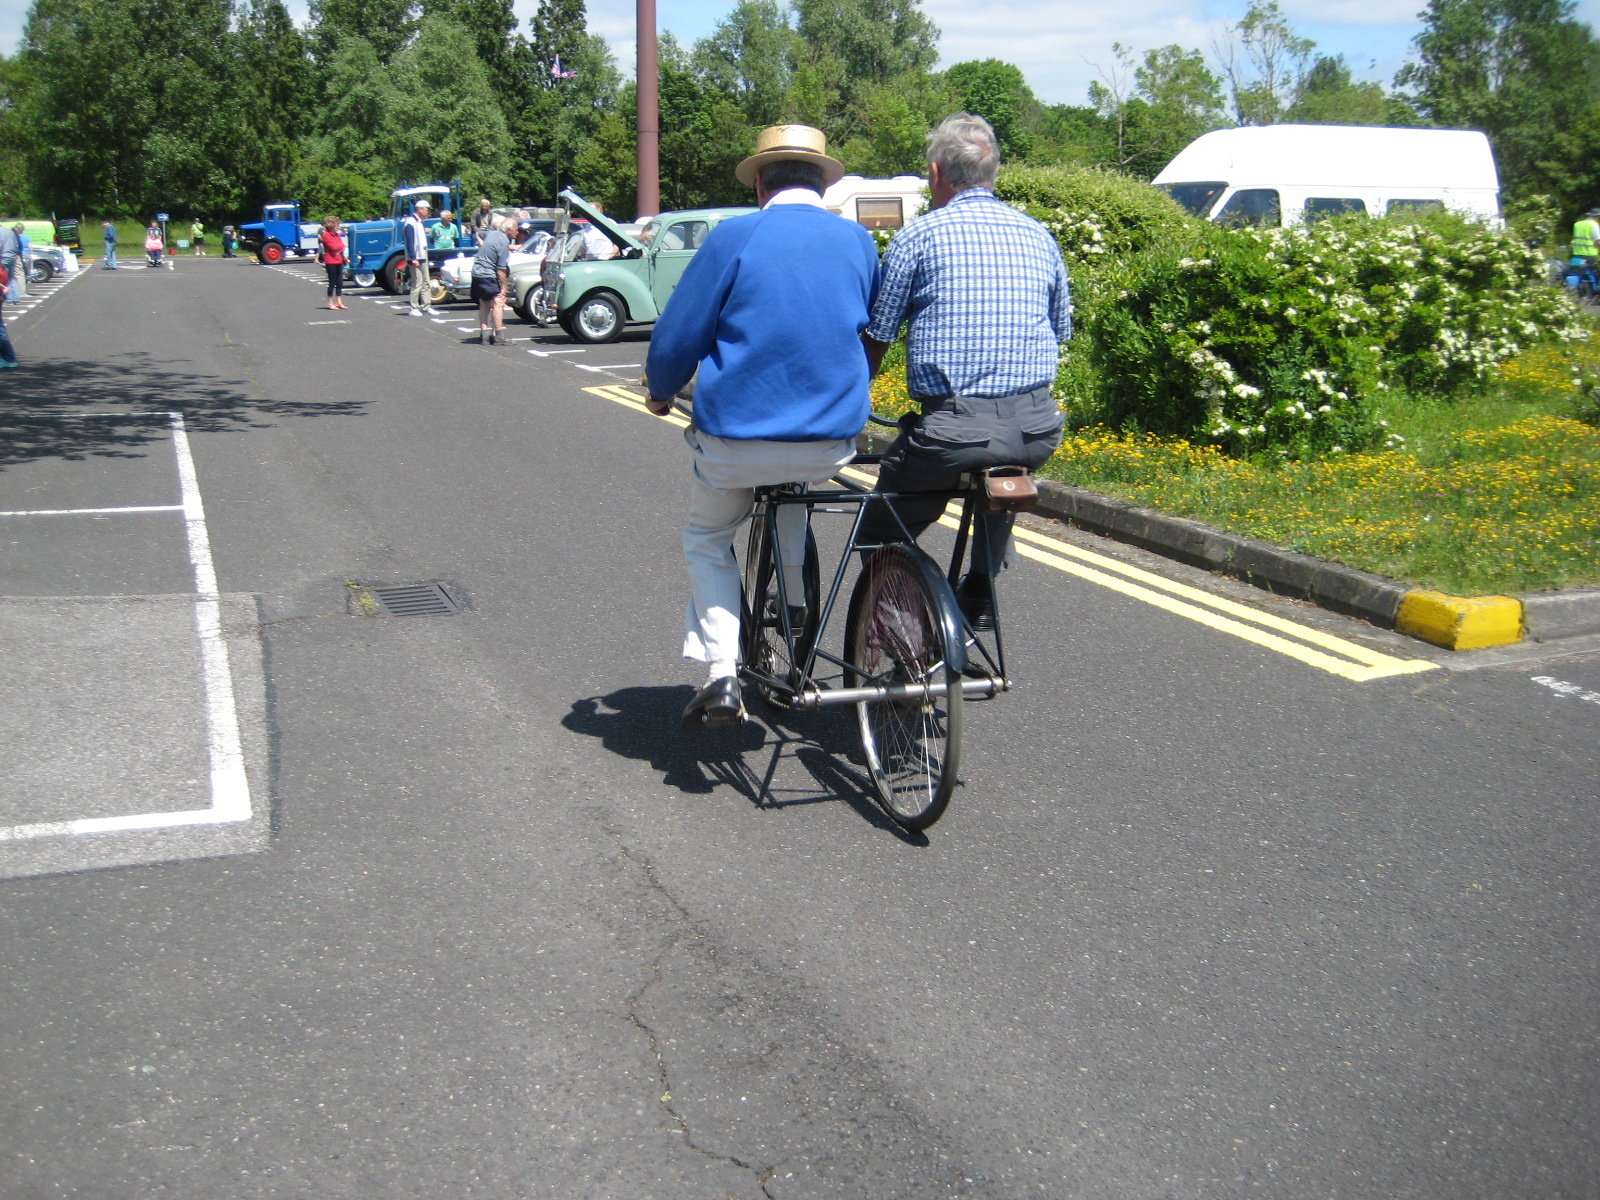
[
  {"left": 1304, "top": 198, "right": 1368, "bottom": 222},
  {"left": 856, "top": 198, "right": 905, "bottom": 230},
  {"left": 1216, "top": 189, "right": 1281, "bottom": 228},
  {"left": 1387, "top": 199, "right": 1446, "bottom": 217}
]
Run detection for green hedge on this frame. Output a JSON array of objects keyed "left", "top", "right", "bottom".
[{"left": 1088, "top": 213, "right": 1584, "bottom": 456}]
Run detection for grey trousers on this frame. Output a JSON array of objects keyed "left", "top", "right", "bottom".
[{"left": 863, "top": 386, "right": 1063, "bottom": 578}]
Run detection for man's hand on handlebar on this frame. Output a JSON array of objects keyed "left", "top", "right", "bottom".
[{"left": 645, "top": 395, "right": 673, "bottom": 416}]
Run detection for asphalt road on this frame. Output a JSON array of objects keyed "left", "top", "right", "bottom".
[{"left": 1, "top": 255, "right": 1596, "bottom": 1199}]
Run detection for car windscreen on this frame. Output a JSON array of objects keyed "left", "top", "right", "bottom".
[{"left": 1157, "top": 182, "right": 1227, "bottom": 218}]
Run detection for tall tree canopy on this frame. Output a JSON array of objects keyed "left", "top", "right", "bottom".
[{"left": 1397, "top": 0, "right": 1600, "bottom": 209}]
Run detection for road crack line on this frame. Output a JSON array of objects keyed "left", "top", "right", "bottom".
[{"left": 616, "top": 842, "right": 779, "bottom": 1198}]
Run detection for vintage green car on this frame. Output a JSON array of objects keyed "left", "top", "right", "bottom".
[{"left": 535, "top": 189, "right": 757, "bottom": 344}]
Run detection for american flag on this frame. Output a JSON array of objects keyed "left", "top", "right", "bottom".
[{"left": 551, "top": 56, "right": 578, "bottom": 79}]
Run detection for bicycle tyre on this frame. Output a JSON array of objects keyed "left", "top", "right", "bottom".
[
  {"left": 740, "top": 510, "right": 820, "bottom": 707},
  {"left": 844, "top": 545, "right": 963, "bottom": 830}
]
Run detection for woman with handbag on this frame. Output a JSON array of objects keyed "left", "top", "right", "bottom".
[{"left": 317, "top": 215, "right": 348, "bottom": 310}]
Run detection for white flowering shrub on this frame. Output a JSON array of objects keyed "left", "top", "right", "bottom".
[{"left": 1089, "top": 212, "right": 1585, "bottom": 455}]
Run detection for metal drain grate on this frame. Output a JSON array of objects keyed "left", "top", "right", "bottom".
[{"left": 363, "top": 582, "right": 461, "bottom": 617}]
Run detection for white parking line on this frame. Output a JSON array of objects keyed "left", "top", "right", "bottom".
[
  {"left": 0, "top": 411, "right": 253, "bottom": 841},
  {"left": 0, "top": 504, "right": 183, "bottom": 517}
]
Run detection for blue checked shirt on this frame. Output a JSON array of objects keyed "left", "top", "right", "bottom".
[{"left": 864, "top": 187, "right": 1071, "bottom": 400}]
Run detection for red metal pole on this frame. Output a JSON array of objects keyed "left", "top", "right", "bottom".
[{"left": 636, "top": 0, "right": 660, "bottom": 218}]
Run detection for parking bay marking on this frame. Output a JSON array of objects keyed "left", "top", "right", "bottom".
[
  {"left": 582, "top": 382, "right": 1439, "bottom": 684},
  {"left": 0, "top": 411, "right": 253, "bottom": 843}
]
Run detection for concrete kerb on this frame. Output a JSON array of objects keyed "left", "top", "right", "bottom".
[
  {"left": 855, "top": 427, "right": 1600, "bottom": 652},
  {"left": 1033, "top": 479, "right": 1600, "bottom": 650}
]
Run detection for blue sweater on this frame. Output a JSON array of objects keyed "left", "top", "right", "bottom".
[{"left": 645, "top": 204, "right": 880, "bottom": 442}]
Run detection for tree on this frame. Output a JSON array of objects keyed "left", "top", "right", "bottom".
[
  {"left": 656, "top": 33, "right": 754, "bottom": 209},
  {"left": 945, "top": 59, "right": 1034, "bottom": 160},
  {"left": 20, "top": 0, "right": 250, "bottom": 218},
  {"left": 308, "top": 0, "right": 418, "bottom": 64},
  {"left": 1216, "top": 0, "right": 1314, "bottom": 125},
  {"left": 306, "top": 34, "right": 397, "bottom": 182},
  {"left": 236, "top": 0, "right": 316, "bottom": 204},
  {"left": 0, "top": 54, "right": 34, "bottom": 214},
  {"left": 383, "top": 15, "right": 512, "bottom": 196},
  {"left": 1129, "top": 45, "right": 1225, "bottom": 174},
  {"left": 1287, "top": 55, "right": 1386, "bottom": 125},
  {"left": 839, "top": 72, "right": 953, "bottom": 175},
  {"left": 693, "top": 0, "right": 796, "bottom": 127},
  {"left": 518, "top": 0, "right": 620, "bottom": 202},
  {"left": 791, "top": 0, "right": 938, "bottom": 136},
  {"left": 1395, "top": 0, "right": 1600, "bottom": 209}
]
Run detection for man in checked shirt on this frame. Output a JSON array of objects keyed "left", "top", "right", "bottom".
[{"left": 861, "top": 112, "right": 1071, "bottom": 632}]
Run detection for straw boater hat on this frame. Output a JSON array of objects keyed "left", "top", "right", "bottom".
[{"left": 735, "top": 124, "right": 846, "bottom": 188}]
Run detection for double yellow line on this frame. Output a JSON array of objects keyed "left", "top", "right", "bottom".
[{"left": 586, "top": 384, "right": 1439, "bottom": 683}]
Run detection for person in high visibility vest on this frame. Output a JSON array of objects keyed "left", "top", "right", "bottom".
[{"left": 1572, "top": 209, "right": 1600, "bottom": 262}]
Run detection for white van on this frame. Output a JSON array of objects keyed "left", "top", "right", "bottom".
[
  {"left": 1151, "top": 125, "right": 1501, "bottom": 227},
  {"left": 822, "top": 175, "right": 928, "bottom": 230}
]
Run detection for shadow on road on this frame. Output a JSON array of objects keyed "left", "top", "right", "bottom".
[
  {"left": 562, "top": 685, "right": 923, "bottom": 840},
  {"left": 0, "top": 354, "right": 366, "bottom": 469}
]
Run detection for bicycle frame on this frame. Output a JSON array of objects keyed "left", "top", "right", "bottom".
[{"left": 739, "top": 466, "right": 1010, "bottom": 711}]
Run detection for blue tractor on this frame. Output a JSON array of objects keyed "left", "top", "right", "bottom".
[
  {"left": 237, "top": 201, "right": 320, "bottom": 264},
  {"left": 341, "top": 182, "right": 465, "bottom": 294}
]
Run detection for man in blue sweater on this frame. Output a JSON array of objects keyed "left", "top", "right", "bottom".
[{"left": 645, "top": 124, "right": 880, "bottom": 732}]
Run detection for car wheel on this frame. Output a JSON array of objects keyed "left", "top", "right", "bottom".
[
  {"left": 514, "top": 284, "right": 543, "bottom": 325},
  {"left": 28, "top": 260, "right": 54, "bottom": 285},
  {"left": 570, "top": 291, "right": 625, "bottom": 344},
  {"left": 260, "top": 240, "right": 285, "bottom": 264},
  {"left": 352, "top": 270, "right": 376, "bottom": 288},
  {"left": 428, "top": 277, "right": 449, "bottom": 305},
  {"left": 379, "top": 258, "right": 404, "bottom": 294}
]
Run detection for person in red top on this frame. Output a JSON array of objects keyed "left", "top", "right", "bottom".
[{"left": 318, "top": 215, "right": 348, "bottom": 310}]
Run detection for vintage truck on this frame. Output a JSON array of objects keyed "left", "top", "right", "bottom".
[
  {"left": 238, "top": 201, "right": 321, "bottom": 263},
  {"left": 340, "top": 182, "right": 465, "bottom": 294},
  {"left": 535, "top": 189, "right": 757, "bottom": 343}
]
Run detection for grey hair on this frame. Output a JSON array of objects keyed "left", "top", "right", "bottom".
[{"left": 926, "top": 112, "right": 1000, "bottom": 190}]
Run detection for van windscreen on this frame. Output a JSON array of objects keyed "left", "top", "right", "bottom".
[{"left": 1157, "top": 182, "right": 1227, "bottom": 218}]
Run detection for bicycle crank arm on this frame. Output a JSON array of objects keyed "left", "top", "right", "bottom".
[{"left": 794, "top": 677, "right": 1010, "bottom": 710}]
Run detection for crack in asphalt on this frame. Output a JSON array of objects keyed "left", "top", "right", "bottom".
[{"left": 616, "top": 842, "right": 780, "bottom": 1199}]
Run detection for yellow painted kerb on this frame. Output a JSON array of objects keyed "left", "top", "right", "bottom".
[{"left": 1396, "top": 590, "right": 1522, "bottom": 650}]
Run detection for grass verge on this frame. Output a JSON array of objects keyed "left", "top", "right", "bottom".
[{"left": 871, "top": 341, "right": 1600, "bottom": 596}]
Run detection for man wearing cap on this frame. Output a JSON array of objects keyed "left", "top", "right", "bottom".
[
  {"left": 861, "top": 112, "right": 1070, "bottom": 632},
  {"left": 403, "top": 199, "right": 437, "bottom": 316},
  {"left": 1572, "top": 208, "right": 1600, "bottom": 265},
  {"left": 644, "top": 124, "right": 881, "bottom": 732}
]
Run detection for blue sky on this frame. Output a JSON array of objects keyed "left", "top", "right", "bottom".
[{"left": 3, "top": 0, "right": 1598, "bottom": 107}]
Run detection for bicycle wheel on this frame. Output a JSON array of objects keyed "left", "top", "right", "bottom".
[
  {"left": 844, "top": 546, "right": 963, "bottom": 829},
  {"left": 740, "top": 509, "right": 820, "bottom": 706}
]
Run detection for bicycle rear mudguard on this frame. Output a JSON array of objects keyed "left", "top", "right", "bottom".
[{"left": 872, "top": 543, "right": 968, "bottom": 679}]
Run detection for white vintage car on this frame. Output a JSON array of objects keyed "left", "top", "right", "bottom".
[{"left": 439, "top": 228, "right": 554, "bottom": 320}]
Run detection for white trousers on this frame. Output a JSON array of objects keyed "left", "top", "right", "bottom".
[{"left": 681, "top": 426, "right": 857, "bottom": 672}]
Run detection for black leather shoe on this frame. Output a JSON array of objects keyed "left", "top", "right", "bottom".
[
  {"left": 955, "top": 574, "right": 996, "bottom": 633},
  {"left": 679, "top": 676, "right": 745, "bottom": 732}
]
